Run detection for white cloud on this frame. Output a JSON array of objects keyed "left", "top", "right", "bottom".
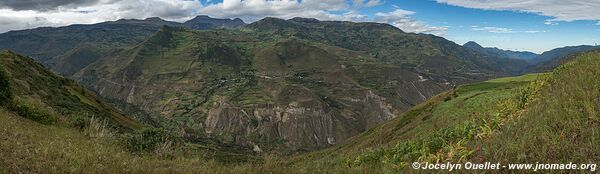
[
  {"left": 524, "top": 30, "right": 545, "bottom": 33},
  {"left": 544, "top": 21, "right": 558, "bottom": 26},
  {"left": 471, "top": 26, "right": 545, "bottom": 34},
  {"left": 375, "top": 9, "right": 448, "bottom": 36},
  {"left": 471, "top": 26, "right": 513, "bottom": 33},
  {"left": 352, "top": 0, "right": 383, "bottom": 8},
  {"left": 0, "top": 0, "right": 201, "bottom": 33},
  {"left": 198, "top": 0, "right": 359, "bottom": 22},
  {"left": 436, "top": 0, "right": 600, "bottom": 22},
  {"left": 0, "top": 0, "right": 447, "bottom": 37}
]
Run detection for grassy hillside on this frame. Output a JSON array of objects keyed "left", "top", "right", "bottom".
[
  {"left": 76, "top": 26, "right": 453, "bottom": 152},
  {"left": 283, "top": 72, "right": 543, "bottom": 172},
  {"left": 285, "top": 51, "right": 600, "bottom": 172},
  {"left": 0, "top": 50, "right": 141, "bottom": 129},
  {"left": 0, "top": 51, "right": 261, "bottom": 173}
]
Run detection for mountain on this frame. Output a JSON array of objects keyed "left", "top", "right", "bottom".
[
  {"left": 0, "top": 51, "right": 257, "bottom": 173},
  {"left": 463, "top": 41, "right": 539, "bottom": 62},
  {"left": 184, "top": 15, "right": 246, "bottom": 29},
  {"left": 70, "top": 18, "right": 529, "bottom": 152},
  {"left": 528, "top": 45, "right": 600, "bottom": 71},
  {"left": 0, "top": 50, "right": 141, "bottom": 130},
  {"left": 0, "top": 16, "right": 245, "bottom": 76}
]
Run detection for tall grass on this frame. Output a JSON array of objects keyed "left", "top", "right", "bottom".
[{"left": 477, "top": 51, "right": 600, "bottom": 166}]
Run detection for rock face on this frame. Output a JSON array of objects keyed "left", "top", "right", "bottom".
[{"left": 203, "top": 87, "right": 397, "bottom": 150}]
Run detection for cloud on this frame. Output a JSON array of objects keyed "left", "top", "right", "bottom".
[
  {"left": 544, "top": 21, "right": 558, "bottom": 26},
  {"left": 436, "top": 0, "right": 600, "bottom": 22},
  {"left": 471, "top": 26, "right": 545, "bottom": 34},
  {"left": 0, "top": 0, "right": 201, "bottom": 32},
  {"left": 198, "top": 0, "right": 361, "bottom": 22},
  {"left": 471, "top": 26, "right": 513, "bottom": 33},
  {"left": 375, "top": 9, "right": 448, "bottom": 36},
  {"left": 0, "top": 0, "right": 106, "bottom": 11},
  {"left": 353, "top": 0, "right": 384, "bottom": 8}
]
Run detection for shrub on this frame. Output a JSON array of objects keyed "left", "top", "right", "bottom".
[
  {"left": 122, "top": 128, "right": 182, "bottom": 153},
  {"left": 11, "top": 100, "right": 57, "bottom": 125},
  {"left": 0, "top": 66, "right": 11, "bottom": 107}
]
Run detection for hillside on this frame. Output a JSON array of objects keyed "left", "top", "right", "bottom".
[
  {"left": 463, "top": 41, "right": 539, "bottom": 62},
  {"left": 285, "top": 51, "right": 600, "bottom": 172},
  {"left": 0, "top": 51, "right": 260, "bottom": 173},
  {"left": 74, "top": 25, "right": 450, "bottom": 152},
  {"left": 69, "top": 17, "right": 535, "bottom": 153},
  {"left": 0, "top": 50, "right": 141, "bottom": 129},
  {"left": 0, "top": 16, "right": 245, "bottom": 76},
  {"left": 529, "top": 45, "right": 600, "bottom": 72}
]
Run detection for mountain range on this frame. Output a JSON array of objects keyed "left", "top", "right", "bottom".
[
  {"left": 0, "top": 16, "right": 536, "bottom": 152},
  {"left": 463, "top": 41, "right": 600, "bottom": 72},
  {"left": 1, "top": 15, "right": 595, "bottom": 152}
]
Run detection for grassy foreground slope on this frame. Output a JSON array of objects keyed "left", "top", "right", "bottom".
[
  {"left": 477, "top": 51, "right": 600, "bottom": 165},
  {"left": 0, "top": 51, "right": 266, "bottom": 173},
  {"left": 285, "top": 72, "right": 543, "bottom": 173},
  {"left": 288, "top": 51, "right": 600, "bottom": 172}
]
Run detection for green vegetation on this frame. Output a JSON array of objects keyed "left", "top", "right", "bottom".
[
  {"left": 287, "top": 51, "right": 600, "bottom": 173},
  {"left": 123, "top": 128, "right": 182, "bottom": 153},
  {"left": 11, "top": 99, "right": 58, "bottom": 125},
  {"left": 0, "top": 64, "right": 11, "bottom": 106},
  {"left": 277, "top": 73, "right": 541, "bottom": 172},
  {"left": 477, "top": 51, "right": 600, "bottom": 166}
]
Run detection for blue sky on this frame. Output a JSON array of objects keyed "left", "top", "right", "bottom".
[
  {"left": 361, "top": 0, "right": 600, "bottom": 53},
  {"left": 1, "top": 0, "right": 599, "bottom": 53}
]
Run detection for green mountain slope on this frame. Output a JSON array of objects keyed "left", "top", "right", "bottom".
[
  {"left": 246, "top": 18, "right": 527, "bottom": 77},
  {"left": 284, "top": 51, "right": 600, "bottom": 173},
  {"left": 0, "top": 50, "right": 141, "bottom": 129},
  {"left": 71, "top": 18, "right": 533, "bottom": 153},
  {"left": 0, "top": 16, "right": 245, "bottom": 76},
  {"left": 75, "top": 26, "right": 451, "bottom": 152},
  {"left": 529, "top": 46, "right": 600, "bottom": 72},
  {"left": 463, "top": 41, "right": 539, "bottom": 62},
  {"left": 0, "top": 51, "right": 260, "bottom": 173}
]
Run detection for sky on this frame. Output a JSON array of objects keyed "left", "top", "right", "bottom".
[{"left": 0, "top": 0, "right": 599, "bottom": 53}]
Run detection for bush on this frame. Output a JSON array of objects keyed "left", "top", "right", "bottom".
[
  {"left": 11, "top": 100, "right": 57, "bottom": 125},
  {"left": 122, "top": 128, "right": 182, "bottom": 153},
  {"left": 0, "top": 66, "right": 11, "bottom": 107}
]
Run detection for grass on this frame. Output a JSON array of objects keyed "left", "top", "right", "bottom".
[
  {"left": 475, "top": 51, "right": 600, "bottom": 170},
  {"left": 0, "top": 107, "right": 295, "bottom": 173},
  {"left": 289, "top": 51, "right": 600, "bottom": 173}
]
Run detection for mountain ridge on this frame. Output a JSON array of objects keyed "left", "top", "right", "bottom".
[{"left": 463, "top": 41, "right": 539, "bottom": 62}]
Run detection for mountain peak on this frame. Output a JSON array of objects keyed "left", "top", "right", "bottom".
[
  {"left": 144, "top": 17, "right": 165, "bottom": 21},
  {"left": 184, "top": 15, "right": 246, "bottom": 29},
  {"left": 463, "top": 41, "right": 484, "bottom": 49},
  {"left": 289, "top": 17, "right": 320, "bottom": 23}
]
